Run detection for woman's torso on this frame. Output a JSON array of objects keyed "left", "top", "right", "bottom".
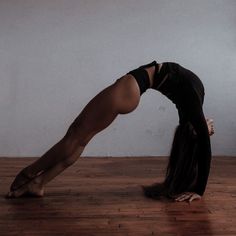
[{"left": 144, "top": 62, "right": 204, "bottom": 106}]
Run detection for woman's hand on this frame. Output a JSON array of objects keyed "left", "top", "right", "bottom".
[{"left": 173, "top": 192, "right": 201, "bottom": 202}]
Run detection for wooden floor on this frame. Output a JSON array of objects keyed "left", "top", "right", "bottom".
[{"left": 0, "top": 156, "right": 235, "bottom": 236}]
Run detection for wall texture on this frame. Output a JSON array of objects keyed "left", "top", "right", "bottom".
[{"left": 0, "top": 0, "right": 235, "bottom": 157}]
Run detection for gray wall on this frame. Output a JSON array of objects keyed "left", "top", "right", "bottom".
[{"left": 0, "top": 0, "right": 235, "bottom": 157}]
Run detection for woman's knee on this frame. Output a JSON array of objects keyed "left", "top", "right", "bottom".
[
  {"left": 63, "top": 121, "right": 91, "bottom": 148},
  {"left": 62, "top": 144, "right": 85, "bottom": 167},
  {"left": 59, "top": 130, "right": 89, "bottom": 167}
]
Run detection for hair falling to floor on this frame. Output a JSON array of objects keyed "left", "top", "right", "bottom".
[{"left": 142, "top": 122, "right": 199, "bottom": 199}]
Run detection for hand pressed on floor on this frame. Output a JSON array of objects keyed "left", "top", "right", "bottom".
[{"left": 173, "top": 192, "right": 201, "bottom": 202}]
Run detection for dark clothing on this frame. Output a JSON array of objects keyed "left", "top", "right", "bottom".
[
  {"left": 127, "top": 61, "right": 212, "bottom": 196},
  {"left": 126, "top": 61, "right": 154, "bottom": 95}
]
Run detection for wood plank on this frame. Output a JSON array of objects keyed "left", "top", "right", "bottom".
[{"left": 0, "top": 156, "right": 236, "bottom": 235}]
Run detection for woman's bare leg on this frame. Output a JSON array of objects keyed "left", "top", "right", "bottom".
[{"left": 7, "top": 74, "right": 140, "bottom": 198}]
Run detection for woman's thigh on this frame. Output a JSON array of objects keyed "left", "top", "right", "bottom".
[{"left": 66, "top": 75, "right": 141, "bottom": 144}]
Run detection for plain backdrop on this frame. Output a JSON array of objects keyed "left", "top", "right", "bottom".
[{"left": 0, "top": 0, "right": 236, "bottom": 157}]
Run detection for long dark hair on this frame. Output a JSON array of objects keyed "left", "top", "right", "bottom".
[{"left": 143, "top": 122, "right": 199, "bottom": 199}]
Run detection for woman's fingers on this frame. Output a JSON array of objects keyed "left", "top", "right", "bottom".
[
  {"left": 161, "top": 191, "right": 202, "bottom": 202},
  {"left": 189, "top": 193, "right": 201, "bottom": 202},
  {"left": 174, "top": 192, "right": 194, "bottom": 202},
  {"left": 174, "top": 192, "right": 202, "bottom": 202}
]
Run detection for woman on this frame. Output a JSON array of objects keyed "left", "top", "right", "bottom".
[{"left": 6, "top": 60, "right": 214, "bottom": 202}]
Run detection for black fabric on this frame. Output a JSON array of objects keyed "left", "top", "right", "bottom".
[
  {"left": 130, "top": 61, "right": 212, "bottom": 196},
  {"left": 126, "top": 61, "right": 156, "bottom": 95},
  {"left": 153, "top": 62, "right": 211, "bottom": 195}
]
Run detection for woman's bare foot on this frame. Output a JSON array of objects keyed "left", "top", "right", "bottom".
[
  {"left": 10, "top": 167, "right": 44, "bottom": 192},
  {"left": 6, "top": 177, "right": 44, "bottom": 198},
  {"left": 206, "top": 118, "right": 214, "bottom": 136},
  {"left": 9, "top": 167, "right": 32, "bottom": 191}
]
